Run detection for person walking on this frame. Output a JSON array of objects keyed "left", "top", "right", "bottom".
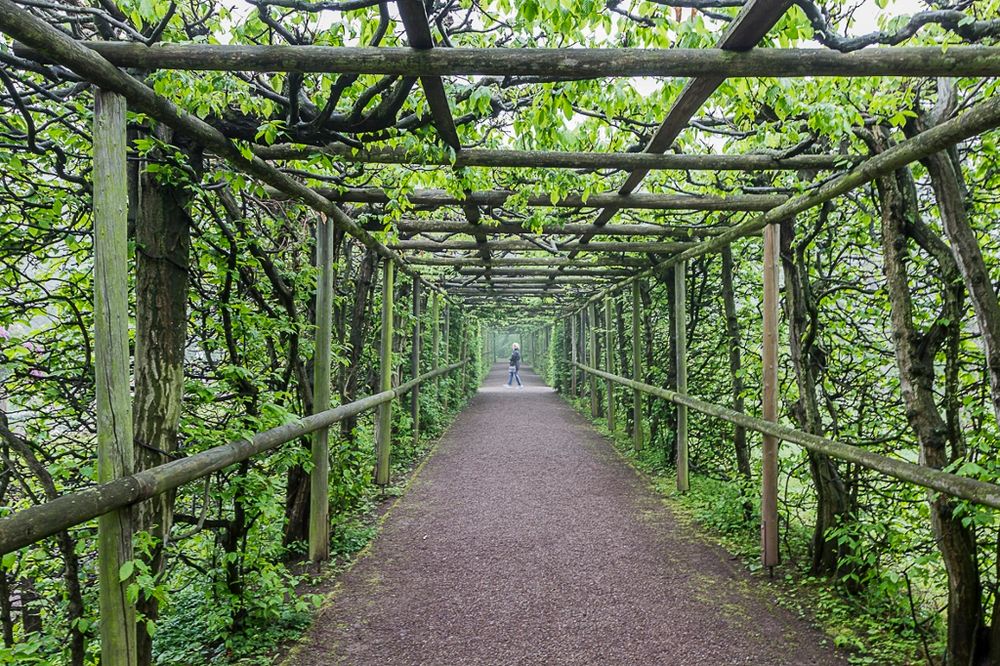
[{"left": 506, "top": 342, "right": 523, "bottom": 388}]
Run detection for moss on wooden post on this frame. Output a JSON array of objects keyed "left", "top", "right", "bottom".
[
  {"left": 570, "top": 315, "right": 578, "bottom": 396},
  {"left": 762, "top": 225, "right": 780, "bottom": 568},
  {"left": 442, "top": 303, "right": 451, "bottom": 409},
  {"left": 632, "top": 281, "right": 643, "bottom": 452},
  {"left": 411, "top": 280, "right": 421, "bottom": 447},
  {"left": 431, "top": 292, "right": 441, "bottom": 398},
  {"left": 374, "top": 260, "right": 395, "bottom": 486},
  {"left": 309, "top": 214, "right": 333, "bottom": 562},
  {"left": 93, "top": 89, "right": 137, "bottom": 666},
  {"left": 588, "top": 303, "right": 599, "bottom": 418},
  {"left": 604, "top": 296, "right": 616, "bottom": 432},
  {"left": 675, "top": 261, "right": 689, "bottom": 492}
]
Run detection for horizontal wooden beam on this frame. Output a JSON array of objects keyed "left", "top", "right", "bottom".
[
  {"left": 456, "top": 267, "right": 633, "bottom": 277},
  {"left": 446, "top": 276, "right": 610, "bottom": 285},
  {"left": 260, "top": 143, "right": 855, "bottom": 172},
  {"left": 401, "top": 256, "right": 649, "bottom": 267},
  {"left": 575, "top": 362, "right": 1000, "bottom": 510},
  {"left": 15, "top": 42, "right": 1000, "bottom": 78},
  {"left": 368, "top": 219, "right": 722, "bottom": 238},
  {"left": 392, "top": 239, "right": 692, "bottom": 252},
  {"left": 309, "top": 187, "right": 784, "bottom": 211}
]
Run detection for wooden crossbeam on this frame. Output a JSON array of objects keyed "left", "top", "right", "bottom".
[
  {"left": 446, "top": 276, "right": 614, "bottom": 285},
  {"left": 392, "top": 239, "right": 692, "bottom": 252},
  {"left": 313, "top": 187, "right": 783, "bottom": 211},
  {"left": 365, "top": 219, "right": 723, "bottom": 237},
  {"left": 260, "top": 143, "right": 855, "bottom": 171},
  {"left": 456, "top": 268, "right": 634, "bottom": 277},
  {"left": 15, "top": 42, "right": 1000, "bottom": 78},
  {"left": 404, "top": 256, "right": 649, "bottom": 267}
]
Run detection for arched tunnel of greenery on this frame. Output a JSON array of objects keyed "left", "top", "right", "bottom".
[{"left": 1, "top": 0, "right": 1000, "bottom": 663}]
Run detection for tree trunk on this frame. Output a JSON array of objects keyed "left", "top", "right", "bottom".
[
  {"left": 132, "top": 126, "right": 198, "bottom": 665},
  {"left": 871, "top": 133, "right": 983, "bottom": 665},
  {"left": 341, "top": 248, "right": 379, "bottom": 439},
  {"left": 720, "top": 246, "right": 751, "bottom": 483}
]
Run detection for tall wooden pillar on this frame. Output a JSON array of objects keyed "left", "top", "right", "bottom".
[
  {"left": 375, "top": 260, "right": 395, "bottom": 486},
  {"left": 431, "top": 292, "right": 441, "bottom": 397},
  {"left": 588, "top": 303, "right": 599, "bottom": 417},
  {"left": 94, "top": 89, "right": 137, "bottom": 665},
  {"left": 570, "top": 315, "right": 578, "bottom": 395},
  {"left": 411, "top": 280, "right": 422, "bottom": 447},
  {"left": 309, "top": 215, "right": 334, "bottom": 562},
  {"left": 762, "top": 226, "right": 780, "bottom": 568},
  {"left": 675, "top": 261, "right": 689, "bottom": 492},
  {"left": 632, "top": 281, "right": 643, "bottom": 452},
  {"left": 459, "top": 320, "right": 469, "bottom": 394},
  {"left": 604, "top": 295, "right": 616, "bottom": 432},
  {"left": 442, "top": 303, "right": 451, "bottom": 409}
]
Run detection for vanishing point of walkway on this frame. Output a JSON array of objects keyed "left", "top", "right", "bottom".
[{"left": 287, "top": 365, "right": 846, "bottom": 665}]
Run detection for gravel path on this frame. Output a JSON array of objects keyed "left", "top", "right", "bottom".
[{"left": 286, "top": 365, "right": 847, "bottom": 665}]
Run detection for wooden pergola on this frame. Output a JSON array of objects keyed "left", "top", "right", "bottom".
[{"left": 2, "top": 0, "right": 1000, "bottom": 661}]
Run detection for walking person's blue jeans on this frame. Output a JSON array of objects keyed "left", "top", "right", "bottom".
[{"left": 507, "top": 368, "right": 522, "bottom": 386}]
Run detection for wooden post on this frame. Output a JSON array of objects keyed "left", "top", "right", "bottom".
[
  {"left": 762, "top": 225, "right": 780, "bottom": 568},
  {"left": 588, "top": 303, "right": 599, "bottom": 418},
  {"left": 442, "top": 303, "right": 451, "bottom": 409},
  {"left": 308, "top": 215, "right": 333, "bottom": 562},
  {"left": 411, "top": 280, "right": 421, "bottom": 447},
  {"left": 570, "top": 315, "right": 578, "bottom": 396},
  {"left": 431, "top": 292, "right": 441, "bottom": 397},
  {"left": 632, "top": 280, "right": 643, "bottom": 451},
  {"left": 604, "top": 295, "right": 615, "bottom": 432},
  {"left": 93, "top": 89, "right": 137, "bottom": 666},
  {"left": 375, "top": 260, "right": 395, "bottom": 486},
  {"left": 675, "top": 261, "right": 689, "bottom": 492},
  {"left": 459, "top": 322, "right": 469, "bottom": 395}
]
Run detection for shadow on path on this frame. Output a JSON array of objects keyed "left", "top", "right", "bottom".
[{"left": 286, "top": 364, "right": 846, "bottom": 665}]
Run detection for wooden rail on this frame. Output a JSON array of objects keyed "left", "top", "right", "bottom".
[
  {"left": 572, "top": 362, "right": 1000, "bottom": 510},
  {"left": 0, "top": 361, "right": 469, "bottom": 556},
  {"left": 15, "top": 43, "right": 1000, "bottom": 78}
]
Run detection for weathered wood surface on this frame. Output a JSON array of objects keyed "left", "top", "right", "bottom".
[
  {"left": 16, "top": 42, "right": 1000, "bottom": 78},
  {"left": 603, "top": 296, "right": 616, "bottom": 433},
  {"left": 93, "top": 88, "right": 137, "bottom": 666},
  {"left": 367, "top": 219, "right": 724, "bottom": 238},
  {"left": 392, "top": 239, "right": 694, "bottom": 253},
  {"left": 374, "top": 261, "right": 395, "bottom": 486},
  {"left": 315, "top": 187, "right": 784, "bottom": 211},
  {"left": 761, "top": 224, "right": 780, "bottom": 568},
  {"left": 259, "top": 143, "right": 856, "bottom": 171},
  {"left": 574, "top": 362, "right": 1000, "bottom": 511},
  {"left": 309, "top": 215, "right": 334, "bottom": 562},
  {"left": 631, "top": 281, "right": 643, "bottom": 452},
  {"left": 407, "top": 256, "right": 649, "bottom": 267},
  {"left": 411, "top": 280, "right": 422, "bottom": 448},
  {"left": 674, "top": 261, "right": 689, "bottom": 493},
  {"left": 0, "top": 362, "right": 468, "bottom": 556},
  {"left": 457, "top": 268, "right": 633, "bottom": 277}
]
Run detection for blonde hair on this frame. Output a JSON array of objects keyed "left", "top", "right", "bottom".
[{"left": 512, "top": 342, "right": 520, "bottom": 350}]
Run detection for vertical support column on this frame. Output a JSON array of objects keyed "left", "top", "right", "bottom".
[
  {"left": 93, "top": 89, "right": 137, "bottom": 665},
  {"left": 675, "top": 261, "right": 689, "bottom": 492},
  {"left": 604, "top": 295, "right": 615, "bottom": 432},
  {"left": 375, "top": 260, "right": 395, "bottom": 486},
  {"left": 588, "top": 303, "right": 599, "bottom": 418},
  {"left": 631, "top": 281, "right": 643, "bottom": 452},
  {"left": 570, "top": 314, "right": 578, "bottom": 396},
  {"left": 442, "top": 302, "right": 451, "bottom": 409},
  {"left": 459, "top": 321, "right": 469, "bottom": 395},
  {"left": 762, "top": 225, "right": 780, "bottom": 569},
  {"left": 431, "top": 292, "right": 441, "bottom": 397},
  {"left": 410, "top": 279, "right": 421, "bottom": 447},
  {"left": 309, "top": 215, "right": 334, "bottom": 562}
]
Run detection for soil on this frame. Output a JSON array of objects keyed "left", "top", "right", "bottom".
[{"left": 284, "top": 365, "right": 847, "bottom": 665}]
